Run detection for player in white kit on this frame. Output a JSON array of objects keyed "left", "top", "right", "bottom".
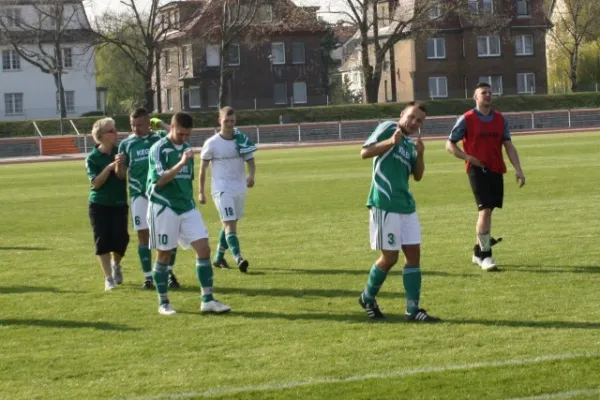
[{"left": 199, "top": 107, "right": 257, "bottom": 273}]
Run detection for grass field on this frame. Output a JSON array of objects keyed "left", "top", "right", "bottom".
[{"left": 1, "top": 132, "right": 600, "bottom": 400}]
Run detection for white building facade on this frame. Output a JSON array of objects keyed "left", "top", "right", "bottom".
[{"left": 0, "top": 0, "right": 98, "bottom": 121}]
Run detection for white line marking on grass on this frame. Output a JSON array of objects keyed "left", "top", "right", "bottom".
[
  {"left": 129, "top": 351, "right": 600, "bottom": 400},
  {"left": 507, "top": 387, "right": 600, "bottom": 400}
]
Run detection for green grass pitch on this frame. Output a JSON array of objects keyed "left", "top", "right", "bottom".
[{"left": 0, "top": 132, "right": 599, "bottom": 400}]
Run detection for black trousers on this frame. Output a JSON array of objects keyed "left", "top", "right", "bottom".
[
  {"left": 467, "top": 165, "right": 504, "bottom": 210},
  {"left": 88, "top": 202, "right": 130, "bottom": 256}
]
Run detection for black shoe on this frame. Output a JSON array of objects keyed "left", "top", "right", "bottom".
[
  {"left": 168, "top": 273, "right": 180, "bottom": 289},
  {"left": 405, "top": 309, "right": 441, "bottom": 323},
  {"left": 491, "top": 237, "right": 502, "bottom": 246},
  {"left": 358, "top": 295, "right": 385, "bottom": 319},
  {"left": 141, "top": 279, "right": 154, "bottom": 290},
  {"left": 213, "top": 258, "right": 231, "bottom": 270},
  {"left": 237, "top": 258, "right": 249, "bottom": 273}
]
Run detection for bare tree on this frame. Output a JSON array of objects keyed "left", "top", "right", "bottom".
[
  {"left": 0, "top": 0, "right": 91, "bottom": 132},
  {"left": 90, "top": 0, "right": 174, "bottom": 111},
  {"left": 548, "top": 0, "right": 600, "bottom": 91},
  {"left": 323, "top": 0, "right": 466, "bottom": 103}
]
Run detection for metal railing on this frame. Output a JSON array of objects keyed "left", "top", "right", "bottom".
[
  {"left": 32, "top": 121, "right": 43, "bottom": 156},
  {"left": 69, "top": 119, "right": 88, "bottom": 153}
]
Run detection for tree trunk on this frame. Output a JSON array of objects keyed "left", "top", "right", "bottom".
[
  {"left": 219, "top": 41, "right": 229, "bottom": 108},
  {"left": 389, "top": 45, "right": 397, "bottom": 102},
  {"left": 154, "top": 50, "right": 161, "bottom": 113},
  {"left": 570, "top": 46, "right": 579, "bottom": 92},
  {"left": 53, "top": 72, "right": 66, "bottom": 135}
]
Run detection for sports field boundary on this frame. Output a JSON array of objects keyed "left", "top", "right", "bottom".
[{"left": 0, "top": 127, "right": 597, "bottom": 166}]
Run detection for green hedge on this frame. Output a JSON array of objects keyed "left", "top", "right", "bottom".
[{"left": 2, "top": 92, "right": 600, "bottom": 138}]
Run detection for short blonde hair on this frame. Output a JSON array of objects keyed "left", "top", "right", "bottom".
[{"left": 91, "top": 117, "right": 116, "bottom": 143}]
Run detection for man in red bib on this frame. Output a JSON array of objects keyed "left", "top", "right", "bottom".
[{"left": 446, "top": 82, "right": 526, "bottom": 271}]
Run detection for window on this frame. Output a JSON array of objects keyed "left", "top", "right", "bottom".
[
  {"left": 517, "top": 73, "right": 535, "bottom": 93},
  {"left": 468, "top": 0, "right": 478, "bottom": 13},
  {"left": 166, "top": 88, "right": 173, "bottom": 110},
  {"left": 482, "top": 0, "right": 493, "bottom": 13},
  {"left": 4, "top": 93, "right": 23, "bottom": 115},
  {"left": 274, "top": 83, "right": 287, "bottom": 104},
  {"left": 477, "top": 36, "right": 501, "bottom": 57},
  {"left": 427, "top": 38, "right": 446, "bottom": 59},
  {"left": 189, "top": 86, "right": 201, "bottom": 108},
  {"left": 258, "top": 4, "right": 273, "bottom": 23},
  {"left": 428, "top": 77, "right": 448, "bottom": 98},
  {"left": 65, "top": 91, "right": 75, "bottom": 112},
  {"left": 62, "top": 48, "right": 73, "bottom": 68},
  {"left": 293, "top": 82, "right": 307, "bottom": 104},
  {"left": 206, "top": 45, "right": 220, "bottom": 67},
  {"left": 3, "top": 8, "right": 21, "bottom": 27},
  {"left": 227, "top": 44, "right": 240, "bottom": 66},
  {"left": 515, "top": 34, "right": 533, "bottom": 55},
  {"left": 478, "top": 76, "right": 503, "bottom": 95},
  {"left": 377, "top": 3, "right": 389, "bottom": 27},
  {"left": 271, "top": 43, "right": 285, "bottom": 65},
  {"left": 516, "top": 0, "right": 531, "bottom": 17},
  {"left": 291, "top": 42, "right": 305, "bottom": 64},
  {"left": 181, "top": 46, "right": 188, "bottom": 69},
  {"left": 207, "top": 85, "right": 219, "bottom": 107},
  {"left": 164, "top": 50, "right": 171, "bottom": 72},
  {"left": 429, "top": 3, "right": 442, "bottom": 19},
  {"left": 2, "top": 49, "right": 20, "bottom": 71}
]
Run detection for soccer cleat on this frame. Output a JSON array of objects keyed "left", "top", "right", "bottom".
[
  {"left": 405, "top": 309, "right": 441, "bottom": 323},
  {"left": 168, "top": 273, "right": 180, "bottom": 289},
  {"left": 158, "top": 303, "right": 177, "bottom": 315},
  {"left": 480, "top": 256, "right": 498, "bottom": 271},
  {"left": 141, "top": 279, "right": 154, "bottom": 290},
  {"left": 105, "top": 278, "right": 117, "bottom": 291},
  {"left": 213, "top": 258, "right": 231, "bottom": 270},
  {"left": 200, "top": 300, "right": 232, "bottom": 314},
  {"left": 358, "top": 295, "right": 385, "bottom": 319},
  {"left": 237, "top": 257, "right": 249, "bottom": 273},
  {"left": 112, "top": 263, "right": 123, "bottom": 285},
  {"left": 490, "top": 237, "right": 503, "bottom": 246},
  {"left": 472, "top": 244, "right": 482, "bottom": 266}
]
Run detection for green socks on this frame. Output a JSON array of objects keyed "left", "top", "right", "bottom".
[
  {"left": 138, "top": 245, "right": 152, "bottom": 279},
  {"left": 403, "top": 265, "right": 422, "bottom": 314},
  {"left": 214, "top": 229, "right": 228, "bottom": 262},
  {"left": 196, "top": 258, "right": 214, "bottom": 303},
  {"left": 362, "top": 264, "right": 388, "bottom": 303},
  {"left": 152, "top": 262, "right": 169, "bottom": 305},
  {"left": 225, "top": 232, "right": 241, "bottom": 261}
]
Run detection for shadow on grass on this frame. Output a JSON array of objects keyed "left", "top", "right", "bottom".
[
  {"left": 0, "top": 318, "right": 139, "bottom": 331},
  {"left": 502, "top": 265, "right": 600, "bottom": 274},
  {"left": 0, "top": 286, "right": 80, "bottom": 294},
  {"left": 172, "top": 286, "right": 405, "bottom": 299},
  {"left": 0, "top": 246, "right": 49, "bottom": 251},
  {"left": 444, "top": 318, "right": 600, "bottom": 330},
  {"left": 267, "top": 268, "right": 477, "bottom": 278}
]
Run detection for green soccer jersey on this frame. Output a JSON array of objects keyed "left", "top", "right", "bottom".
[
  {"left": 118, "top": 130, "right": 168, "bottom": 199},
  {"left": 364, "top": 120, "right": 419, "bottom": 214},
  {"left": 85, "top": 145, "right": 127, "bottom": 206},
  {"left": 147, "top": 137, "right": 195, "bottom": 215}
]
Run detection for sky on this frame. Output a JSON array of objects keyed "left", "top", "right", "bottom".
[{"left": 84, "top": 0, "right": 350, "bottom": 22}]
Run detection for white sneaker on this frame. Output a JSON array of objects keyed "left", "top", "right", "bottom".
[
  {"left": 201, "top": 300, "right": 232, "bottom": 314},
  {"left": 480, "top": 256, "right": 498, "bottom": 271},
  {"left": 158, "top": 303, "right": 177, "bottom": 315},
  {"left": 112, "top": 263, "right": 123, "bottom": 284},
  {"left": 472, "top": 255, "right": 482, "bottom": 266},
  {"left": 105, "top": 278, "right": 117, "bottom": 291}
]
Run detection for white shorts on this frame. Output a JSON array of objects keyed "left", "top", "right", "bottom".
[
  {"left": 147, "top": 203, "right": 209, "bottom": 251},
  {"left": 212, "top": 192, "right": 246, "bottom": 222},
  {"left": 131, "top": 196, "right": 149, "bottom": 231},
  {"left": 369, "top": 208, "right": 421, "bottom": 250}
]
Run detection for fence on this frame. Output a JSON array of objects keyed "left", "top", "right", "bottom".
[{"left": 1, "top": 107, "right": 599, "bottom": 159}]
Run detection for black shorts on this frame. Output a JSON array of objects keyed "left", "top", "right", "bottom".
[
  {"left": 467, "top": 165, "right": 504, "bottom": 210},
  {"left": 88, "top": 202, "right": 130, "bottom": 256}
]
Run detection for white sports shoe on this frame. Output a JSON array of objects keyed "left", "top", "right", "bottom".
[
  {"left": 158, "top": 303, "right": 177, "bottom": 315},
  {"left": 480, "top": 256, "right": 498, "bottom": 271},
  {"left": 200, "top": 300, "right": 232, "bottom": 314},
  {"left": 472, "top": 255, "right": 482, "bottom": 266},
  {"left": 105, "top": 278, "right": 117, "bottom": 291}
]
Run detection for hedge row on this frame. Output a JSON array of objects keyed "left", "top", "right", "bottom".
[{"left": 2, "top": 92, "right": 600, "bottom": 138}]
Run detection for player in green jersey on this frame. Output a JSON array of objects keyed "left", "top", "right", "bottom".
[
  {"left": 358, "top": 101, "right": 440, "bottom": 322},
  {"left": 85, "top": 117, "right": 129, "bottom": 291},
  {"left": 147, "top": 112, "right": 231, "bottom": 316},
  {"left": 118, "top": 108, "right": 180, "bottom": 290}
]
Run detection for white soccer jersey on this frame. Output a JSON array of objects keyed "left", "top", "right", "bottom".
[{"left": 201, "top": 133, "right": 253, "bottom": 194}]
